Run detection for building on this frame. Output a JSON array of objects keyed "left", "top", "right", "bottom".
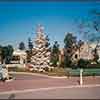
[
  {"left": 59, "top": 48, "right": 64, "bottom": 66},
  {"left": 72, "top": 42, "right": 94, "bottom": 61},
  {"left": 59, "top": 42, "right": 100, "bottom": 66},
  {"left": 12, "top": 49, "right": 27, "bottom": 64},
  {"left": 90, "top": 42, "right": 100, "bottom": 62}
]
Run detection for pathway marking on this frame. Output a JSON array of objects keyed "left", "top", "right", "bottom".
[{"left": 0, "top": 84, "right": 100, "bottom": 95}]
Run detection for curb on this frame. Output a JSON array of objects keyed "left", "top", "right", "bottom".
[
  {"left": 5, "top": 78, "right": 14, "bottom": 82},
  {"left": 8, "top": 72, "right": 67, "bottom": 79}
]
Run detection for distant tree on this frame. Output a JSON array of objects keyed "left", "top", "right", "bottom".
[
  {"left": 45, "top": 35, "right": 50, "bottom": 48},
  {"left": 50, "top": 41, "right": 60, "bottom": 67},
  {"left": 77, "top": 59, "right": 90, "bottom": 68},
  {"left": 26, "top": 50, "right": 32, "bottom": 63},
  {"left": 19, "top": 42, "right": 25, "bottom": 50},
  {"left": 27, "top": 38, "right": 33, "bottom": 62},
  {"left": 2, "top": 46, "right": 8, "bottom": 63},
  {"left": 77, "top": 9, "right": 100, "bottom": 64},
  {"left": 90, "top": 9, "right": 100, "bottom": 35},
  {"left": 78, "top": 40, "right": 84, "bottom": 48},
  {"left": 1, "top": 45, "right": 14, "bottom": 64},
  {"left": 92, "top": 46, "right": 99, "bottom": 64},
  {"left": 89, "top": 9, "right": 100, "bottom": 63},
  {"left": 64, "top": 33, "right": 77, "bottom": 48},
  {"left": 0, "top": 45, "right": 3, "bottom": 63},
  {"left": 0, "top": 45, "right": 2, "bottom": 50},
  {"left": 6, "top": 45, "right": 14, "bottom": 64},
  {"left": 28, "top": 37, "right": 33, "bottom": 50},
  {"left": 64, "top": 33, "right": 77, "bottom": 68},
  {"left": 77, "top": 9, "right": 100, "bottom": 43},
  {"left": 77, "top": 40, "right": 84, "bottom": 58}
]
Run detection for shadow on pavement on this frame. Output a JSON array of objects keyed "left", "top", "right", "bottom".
[{"left": 8, "top": 93, "right": 15, "bottom": 99}]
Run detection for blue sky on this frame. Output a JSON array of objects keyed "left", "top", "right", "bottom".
[{"left": 0, "top": 1, "right": 100, "bottom": 49}]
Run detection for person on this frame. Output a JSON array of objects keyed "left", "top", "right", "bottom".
[{"left": 2, "top": 64, "right": 9, "bottom": 82}]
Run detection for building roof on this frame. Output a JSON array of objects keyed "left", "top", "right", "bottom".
[{"left": 13, "top": 49, "right": 26, "bottom": 56}]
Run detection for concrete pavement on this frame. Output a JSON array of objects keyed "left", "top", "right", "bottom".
[
  {"left": 0, "top": 85, "right": 100, "bottom": 99},
  {"left": 0, "top": 72, "right": 100, "bottom": 99}
]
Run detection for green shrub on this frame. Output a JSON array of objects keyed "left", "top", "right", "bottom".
[
  {"left": 8, "top": 66, "right": 27, "bottom": 72},
  {"left": 8, "top": 67, "right": 17, "bottom": 72},
  {"left": 77, "top": 59, "right": 90, "bottom": 68},
  {"left": 47, "top": 67, "right": 66, "bottom": 76},
  {"left": 16, "top": 67, "right": 26, "bottom": 72}
]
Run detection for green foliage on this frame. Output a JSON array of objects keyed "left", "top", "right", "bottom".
[
  {"left": 77, "top": 59, "right": 90, "bottom": 68},
  {"left": 27, "top": 38, "right": 33, "bottom": 63},
  {"left": 64, "top": 33, "right": 77, "bottom": 68},
  {"left": 78, "top": 40, "right": 84, "bottom": 48},
  {"left": 93, "top": 53, "right": 99, "bottom": 64},
  {"left": 0, "top": 45, "right": 14, "bottom": 64},
  {"left": 92, "top": 47, "right": 99, "bottom": 64},
  {"left": 0, "top": 46, "right": 2, "bottom": 53},
  {"left": 28, "top": 37, "right": 33, "bottom": 50},
  {"left": 8, "top": 66, "right": 26, "bottom": 72},
  {"left": 64, "top": 55, "right": 72, "bottom": 68},
  {"left": 64, "top": 33, "right": 77, "bottom": 48},
  {"left": 50, "top": 41, "right": 59, "bottom": 67},
  {"left": 47, "top": 67, "right": 66, "bottom": 76},
  {"left": 77, "top": 9, "right": 100, "bottom": 42},
  {"left": 26, "top": 50, "right": 32, "bottom": 63},
  {"left": 19, "top": 42, "right": 25, "bottom": 50},
  {"left": 0, "top": 45, "right": 3, "bottom": 63},
  {"left": 52, "top": 41, "right": 59, "bottom": 54},
  {"left": 90, "top": 9, "right": 100, "bottom": 34},
  {"left": 45, "top": 35, "right": 50, "bottom": 48}
]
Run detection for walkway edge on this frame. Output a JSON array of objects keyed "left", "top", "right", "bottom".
[{"left": 8, "top": 71, "right": 67, "bottom": 79}]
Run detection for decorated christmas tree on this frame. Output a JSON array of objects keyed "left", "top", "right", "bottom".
[{"left": 31, "top": 24, "right": 51, "bottom": 71}]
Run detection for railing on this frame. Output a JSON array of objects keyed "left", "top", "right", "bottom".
[{"left": 65, "top": 68, "right": 100, "bottom": 76}]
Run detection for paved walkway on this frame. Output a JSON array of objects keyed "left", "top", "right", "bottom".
[
  {"left": 0, "top": 72, "right": 100, "bottom": 91},
  {"left": 0, "top": 85, "right": 100, "bottom": 99}
]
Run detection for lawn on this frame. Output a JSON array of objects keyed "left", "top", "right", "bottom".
[
  {"left": 8, "top": 65, "right": 100, "bottom": 77},
  {"left": 8, "top": 66, "right": 66, "bottom": 76}
]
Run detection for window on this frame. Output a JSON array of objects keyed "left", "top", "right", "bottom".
[{"left": 75, "top": 54, "right": 78, "bottom": 59}]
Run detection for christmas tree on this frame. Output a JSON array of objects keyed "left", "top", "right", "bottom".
[{"left": 31, "top": 24, "right": 51, "bottom": 71}]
